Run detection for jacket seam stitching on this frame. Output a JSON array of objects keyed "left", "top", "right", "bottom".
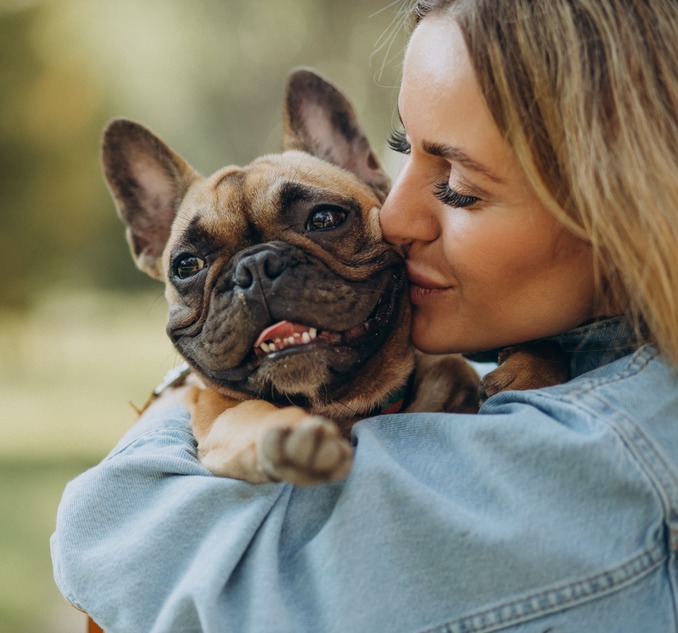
[
  {"left": 556, "top": 345, "right": 657, "bottom": 399},
  {"left": 420, "top": 544, "right": 665, "bottom": 633},
  {"left": 106, "top": 426, "right": 196, "bottom": 461},
  {"left": 536, "top": 346, "right": 678, "bottom": 540},
  {"left": 433, "top": 346, "right": 669, "bottom": 633}
]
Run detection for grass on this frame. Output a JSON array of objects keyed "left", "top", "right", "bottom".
[
  {"left": 0, "top": 290, "right": 178, "bottom": 633},
  {"left": 0, "top": 459, "right": 92, "bottom": 633}
]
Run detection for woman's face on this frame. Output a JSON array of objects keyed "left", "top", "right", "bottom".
[{"left": 380, "top": 16, "right": 597, "bottom": 354}]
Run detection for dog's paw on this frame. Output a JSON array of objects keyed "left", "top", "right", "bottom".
[
  {"left": 259, "top": 416, "right": 353, "bottom": 486},
  {"left": 479, "top": 342, "right": 570, "bottom": 404}
]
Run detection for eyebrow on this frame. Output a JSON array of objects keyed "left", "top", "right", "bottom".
[
  {"left": 395, "top": 107, "right": 506, "bottom": 186},
  {"left": 422, "top": 140, "right": 506, "bottom": 185}
]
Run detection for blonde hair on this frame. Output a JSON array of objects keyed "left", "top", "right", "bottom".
[{"left": 411, "top": 0, "right": 678, "bottom": 367}]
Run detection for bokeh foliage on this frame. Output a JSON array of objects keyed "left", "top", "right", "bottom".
[
  {"left": 0, "top": 2, "right": 410, "bottom": 631},
  {"left": 0, "top": 0, "right": 408, "bottom": 309}
]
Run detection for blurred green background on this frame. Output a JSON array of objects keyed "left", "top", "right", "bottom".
[{"left": 0, "top": 0, "right": 408, "bottom": 630}]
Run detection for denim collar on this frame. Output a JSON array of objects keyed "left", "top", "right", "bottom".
[
  {"left": 543, "top": 316, "right": 642, "bottom": 378},
  {"left": 466, "top": 316, "right": 643, "bottom": 379}
]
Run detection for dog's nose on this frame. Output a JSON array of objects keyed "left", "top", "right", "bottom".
[{"left": 233, "top": 248, "right": 287, "bottom": 288}]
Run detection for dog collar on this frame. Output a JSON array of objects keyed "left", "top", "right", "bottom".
[
  {"left": 136, "top": 362, "right": 192, "bottom": 414},
  {"left": 376, "top": 387, "right": 407, "bottom": 415},
  {"left": 359, "top": 372, "right": 415, "bottom": 417}
]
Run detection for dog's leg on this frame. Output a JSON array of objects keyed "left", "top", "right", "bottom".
[
  {"left": 186, "top": 387, "right": 352, "bottom": 485},
  {"left": 479, "top": 341, "right": 570, "bottom": 403},
  {"left": 406, "top": 353, "right": 480, "bottom": 414}
]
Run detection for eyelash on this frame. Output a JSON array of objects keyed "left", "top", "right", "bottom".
[
  {"left": 434, "top": 182, "right": 480, "bottom": 208},
  {"left": 387, "top": 128, "right": 411, "bottom": 154}
]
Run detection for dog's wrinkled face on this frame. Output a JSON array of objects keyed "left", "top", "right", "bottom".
[
  {"left": 165, "top": 152, "right": 409, "bottom": 410},
  {"left": 102, "top": 69, "right": 412, "bottom": 418}
]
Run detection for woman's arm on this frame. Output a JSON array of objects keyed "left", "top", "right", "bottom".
[
  {"left": 51, "top": 357, "right": 673, "bottom": 633},
  {"left": 51, "top": 398, "right": 288, "bottom": 632}
]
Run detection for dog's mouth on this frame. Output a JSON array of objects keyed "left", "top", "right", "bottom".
[
  {"left": 253, "top": 319, "right": 371, "bottom": 357},
  {"left": 206, "top": 283, "right": 399, "bottom": 385}
]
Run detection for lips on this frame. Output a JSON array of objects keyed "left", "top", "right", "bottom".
[{"left": 406, "top": 266, "right": 451, "bottom": 304}]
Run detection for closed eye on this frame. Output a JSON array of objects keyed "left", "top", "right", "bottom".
[{"left": 433, "top": 182, "right": 480, "bottom": 208}]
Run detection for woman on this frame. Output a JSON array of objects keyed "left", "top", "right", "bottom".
[{"left": 52, "top": 1, "right": 678, "bottom": 632}]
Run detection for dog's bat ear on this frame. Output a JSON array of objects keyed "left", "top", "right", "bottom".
[
  {"left": 283, "top": 67, "right": 390, "bottom": 203},
  {"left": 101, "top": 119, "right": 199, "bottom": 280}
]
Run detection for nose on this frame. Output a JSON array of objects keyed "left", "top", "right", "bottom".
[
  {"left": 233, "top": 246, "right": 287, "bottom": 289},
  {"left": 380, "top": 158, "right": 439, "bottom": 246}
]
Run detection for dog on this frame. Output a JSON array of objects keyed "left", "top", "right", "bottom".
[{"left": 102, "top": 68, "right": 568, "bottom": 485}]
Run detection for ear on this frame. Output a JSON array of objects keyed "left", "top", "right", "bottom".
[
  {"left": 283, "top": 67, "right": 390, "bottom": 202},
  {"left": 101, "top": 119, "right": 199, "bottom": 280}
]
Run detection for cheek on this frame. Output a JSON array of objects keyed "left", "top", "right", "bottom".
[
  {"left": 541, "top": 227, "right": 595, "bottom": 287},
  {"left": 492, "top": 231, "right": 596, "bottom": 321},
  {"left": 439, "top": 212, "right": 529, "bottom": 284},
  {"left": 440, "top": 211, "right": 588, "bottom": 296}
]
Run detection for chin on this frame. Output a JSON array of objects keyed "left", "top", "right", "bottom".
[
  {"left": 410, "top": 303, "right": 467, "bottom": 352},
  {"left": 410, "top": 311, "right": 448, "bottom": 353},
  {"left": 411, "top": 324, "right": 458, "bottom": 355},
  {"left": 411, "top": 317, "right": 496, "bottom": 356}
]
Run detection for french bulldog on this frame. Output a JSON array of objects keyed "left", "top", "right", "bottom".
[{"left": 102, "top": 68, "right": 567, "bottom": 486}]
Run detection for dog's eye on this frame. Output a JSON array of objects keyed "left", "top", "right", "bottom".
[
  {"left": 173, "top": 254, "right": 205, "bottom": 279},
  {"left": 306, "top": 206, "right": 347, "bottom": 232}
]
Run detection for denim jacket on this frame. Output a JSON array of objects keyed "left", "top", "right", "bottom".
[{"left": 51, "top": 317, "right": 678, "bottom": 633}]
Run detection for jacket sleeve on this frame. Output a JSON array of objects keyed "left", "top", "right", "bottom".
[
  {"left": 50, "top": 404, "right": 287, "bottom": 631},
  {"left": 51, "top": 382, "right": 673, "bottom": 633}
]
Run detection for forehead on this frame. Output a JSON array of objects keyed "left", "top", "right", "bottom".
[
  {"left": 219, "top": 151, "right": 379, "bottom": 220},
  {"left": 404, "top": 16, "right": 472, "bottom": 97},
  {"left": 245, "top": 151, "right": 376, "bottom": 202},
  {"left": 401, "top": 17, "right": 485, "bottom": 134},
  {"left": 400, "top": 16, "right": 516, "bottom": 183},
  {"left": 173, "top": 150, "right": 379, "bottom": 238}
]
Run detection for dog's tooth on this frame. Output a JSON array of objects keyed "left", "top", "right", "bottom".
[
  {"left": 269, "top": 342, "right": 277, "bottom": 352},
  {"left": 309, "top": 328, "right": 317, "bottom": 339},
  {"left": 260, "top": 342, "right": 271, "bottom": 353},
  {"left": 301, "top": 332, "right": 311, "bottom": 344},
  {"left": 286, "top": 336, "right": 295, "bottom": 346}
]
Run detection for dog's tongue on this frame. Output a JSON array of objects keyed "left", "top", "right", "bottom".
[{"left": 254, "top": 320, "right": 311, "bottom": 347}]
